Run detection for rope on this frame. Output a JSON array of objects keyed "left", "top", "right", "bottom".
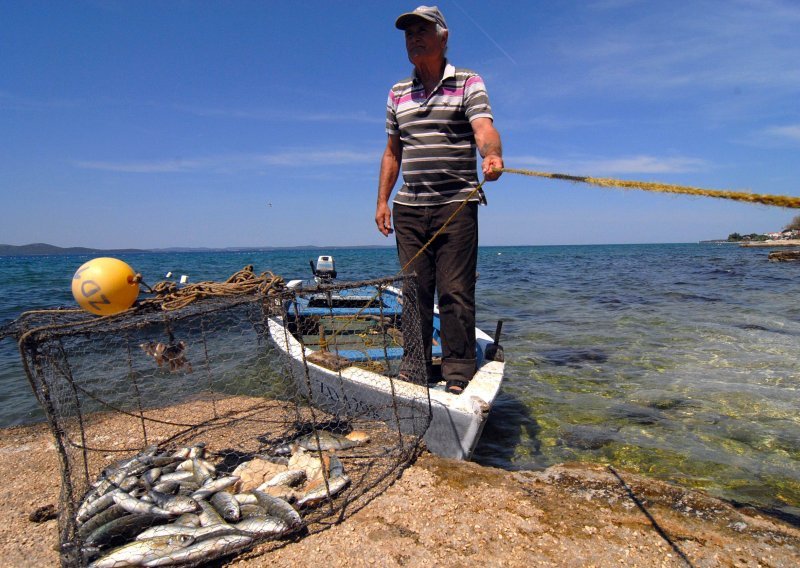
[
  {"left": 498, "top": 168, "right": 800, "bottom": 209},
  {"left": 401, "top": 179, "right": 487, "bottom": 272},
  {"left": 140, "top": 265, "right": 285, "bottom": 311}
]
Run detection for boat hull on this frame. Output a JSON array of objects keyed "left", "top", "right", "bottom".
[{"left": 267, "top": 286, "right": 504, "bottom": 460}]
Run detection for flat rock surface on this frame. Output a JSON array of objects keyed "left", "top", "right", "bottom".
[{"left": 2, "top": 423, "right": 798, "bottom": 567}]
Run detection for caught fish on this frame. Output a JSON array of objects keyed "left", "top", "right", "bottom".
[
  {"left": 257, "top": 469, "right": 306, "bottom": 490},
  {"left": 296, "top": 457, "right": 351, "bottom": 510},
  {"left": 197, "top": 500, "right": 226, "bottom": 527},
  {"left": 210, "top": 491, "right": 241, "bottom": 522},
  {"left": 83, "top": 513, "right": 166, "bottom": 549},
  {"left": 252, "top": 490, "right": 303, "bottom": 530},
  {"left": 88, "top": 534, "right": 195, "bottom": 568},
  {"left": 296, "top": 430, "right": 368, "bottom": 451},
  {"left": 191, "top": 475, "right": 239, "bottom": 500},
  {"left": 77, "top": 505, "right": 128, "bottom": 541},
  {"left": 147, "top": 490, "right": 201, "bottom": 515},
  {"left": 136, "top": 521, "right": 240, "bottom": 541},
  {"left": 234, "top": 515, "right": 290, "bottom": 538},
  {"left": 112, "top": 491, "right": 174, "bottom": 517},
  {"left": 296, "top": 475, "right": 350, "bottom": 508},
  {"left": 142, "top": 533, "right": 253, "bottom": 567}
]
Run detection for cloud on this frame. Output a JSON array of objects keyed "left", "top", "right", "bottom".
[
  {"left": 763, "top": 124, "right": 800, "bottom": 142},
  {"left": 170, "top": 103, "right": 382, "bottom": 125},
  {"left": 511, "top": 154, "right": 708, "bottom": 176},
  {"left": 0, "top": 90, "right": 77, "bottom": 111},
  {"left": 73, "top": 149, "right": 377, "bottom": 173},
  {"left": 540, "top": 0, "right": 800, "bottom": 96}
]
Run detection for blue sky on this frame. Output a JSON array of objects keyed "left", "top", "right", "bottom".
[{"left": 2, "top": 0, "right": 798, "bottom": 248}]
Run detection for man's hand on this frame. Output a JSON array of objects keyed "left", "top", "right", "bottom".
[
  {"left": 375, "top": 202, "right": 393, "bottom": 236},
  {"left": 472, "top": 117, "right": 504, "bottom": 182},
  {"left": 482, "top": 154, "right": 504, "bottom": 181}
]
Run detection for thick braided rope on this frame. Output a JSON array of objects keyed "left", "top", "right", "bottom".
[{"left": 499, "top": 168, "right": 800, "bottom": 209}]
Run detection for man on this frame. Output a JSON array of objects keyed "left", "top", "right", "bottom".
[{"left": 375, "top": 5, "right": 504, "bottom": 395}]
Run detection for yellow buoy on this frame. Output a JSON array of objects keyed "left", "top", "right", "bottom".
[{"left": 71, "top": 257, "right": 139, "bottom": 316}]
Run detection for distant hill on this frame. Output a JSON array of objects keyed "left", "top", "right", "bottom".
[{"left": 0, "top": 243, "right": 146, "bottom": 256}]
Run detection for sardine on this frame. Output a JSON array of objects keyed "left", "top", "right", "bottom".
[
  {"left": 158, "top": 470, "right": 194, "bottom": 484},
  {"left": 210, "top": 491, "right": 241, "bottom": 522},
  {"left": 112, "top": 491, "right": 174, "bottom": 517},
  {"left": 77, "top": 489, "right": 120, "bottom": 524},
  {"left": 88, "top": 534, "right": 195, "bottom": 568},
  {"left": 257, "top": 469, "right": 306, "bottom": 490},
  {"left": 76, "top": 505, "right": 128, "bottom": 541},
  {"left": 190, "top": 475, "right": 239, "bottom": 500},
  {"left": 252, "top": 490, "right": 303, "bottom": 530},
  {"left": 234, "top": 515, "right": 289, "bottom": 537},
  {"left": 173, "top": 513, "right": 201, "bottom": 527},
  {"left": 84, "top": 513, "right": 166, "bottom": 548},
  {"left": 296, "top": 431, "right": 360, "bottom": 451},
  {"left": 136, "top": 521, "right": 239, "bottom": 541},
  {"left": 197, "top": 499, "right": 225, "bottom": 527},
  {"left": 147, "top": 490, "right": 201, "bottom": 515},
  {"left": 142, "top": 533, "right": 253, "bottom": 567},
  {"left": 295, "top": 474, "right": 350, "bottom": 508}
]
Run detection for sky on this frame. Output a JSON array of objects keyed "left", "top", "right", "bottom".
[{"left": 1, "top": 0, "right": 799, "bottom": 249}]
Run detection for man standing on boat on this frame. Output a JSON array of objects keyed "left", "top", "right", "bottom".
[{"left": 375, "top": 5, "right": 504, "bottom": 395}]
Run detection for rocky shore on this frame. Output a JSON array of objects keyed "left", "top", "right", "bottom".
[
  {"left": 1, "top": 423, "right": 798, "bottom": 567},
  {"left": 739, "top": 239, "right": 800, "bottom": 247}
]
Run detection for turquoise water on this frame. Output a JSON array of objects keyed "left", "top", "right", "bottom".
[{"left": 1, "top": 244, "right": 798, "bottom": 518}]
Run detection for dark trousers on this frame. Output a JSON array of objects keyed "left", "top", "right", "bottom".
[{"left": 394, "top": 201, "right": 478, "bottom": 383}]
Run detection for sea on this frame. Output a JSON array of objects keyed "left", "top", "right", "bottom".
[{"left": 1, "top": 244, "right": 798, "bottom": 521}]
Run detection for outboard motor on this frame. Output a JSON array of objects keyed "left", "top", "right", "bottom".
[
  {"left": 310, "top": 255, "right": 337, "bottom": 282},
  {"left": 484, "top": 320, "right": 504, "bottom": 362}
]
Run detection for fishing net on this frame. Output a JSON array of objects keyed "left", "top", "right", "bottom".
[{"left": 7, "top": 267, "right": 431, "bottom": 567}]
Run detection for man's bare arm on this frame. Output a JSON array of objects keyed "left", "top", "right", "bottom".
[
  {"left": 376, "top": 134, "right": 402, "bottom": 236},
  {"left": 471, "top": 117, "right": 504, "bottom": 182}
]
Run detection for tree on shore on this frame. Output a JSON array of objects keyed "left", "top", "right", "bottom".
[{"left": 784, "top": 215, "right": 800, "bottom": 232}]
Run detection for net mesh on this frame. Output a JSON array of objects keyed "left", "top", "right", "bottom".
[{"left": 9, "top": 269, "right": 430, "bottom": 567}]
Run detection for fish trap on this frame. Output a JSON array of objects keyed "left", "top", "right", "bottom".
[{"left": 10, "top": 269, "right": 431, "bottom": 567}]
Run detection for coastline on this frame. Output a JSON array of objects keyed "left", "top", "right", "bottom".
[
  {"left": 2, "top": 421, "right": 798, "bottom": 567},
  {"left": 739, "top": 239, "right": 800, "bottom": 247}
]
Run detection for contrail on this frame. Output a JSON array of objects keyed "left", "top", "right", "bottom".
[{"left": 450, "top": 0, "right": 518, "bottom": 65}]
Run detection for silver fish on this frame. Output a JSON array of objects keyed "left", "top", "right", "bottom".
[
  {"left": 158, "top": 470, "right": 194, "bottom": 484},
  {"left": 191, "top": 458, "right": 214, "bottom": 486},
  {"left": 83, "top": 513, "right": 166, "bottom": 548},
  {"left": 296, "top": 431, "right": 360, "bottom": 451},
  {"left": 173, "top": 513, "right": 201, "bottom": 527},
  {"left": 233, "top": 493, "right": 257, "bottom": 505},
  {"left": 142, "top": 533, "right": 253, "bottom": 567},
  {"left": 234, "top": 515, "right": 290, "bottom": 537},
  {"left": 112, "top": 491, "right": 174, "bottom": 517},
  {"left": 197, "top": 500, "right": 225, "bottom": 527},
  {"left": 77, "top": 489, "right": 120, "bottom": 525},
  {"left": 136, "top": 521, "right": 239, "bottom": 541},
  {"left": 210, "top": 491, "right": 241, "bottom": 522},
  {"left": 296, "top": 474, "right": 351, "bottom": 508},
  {"left": 148, "top": 490, "right": 201, "bottom": 515},
  {"left": 190, "top": 475, "right": 239, "bottom": 500},
  {"left": 77, "top": 504, "right": 128, "bottom": 541},
  {"left": 252, "top": 490, "right": 303, "bottom": 530},
  {"left": 257, "top": 469, "right": 306, "bottom": 490},
  {"left": 88, "top": 534, "right": 195, "bottom": 568}
]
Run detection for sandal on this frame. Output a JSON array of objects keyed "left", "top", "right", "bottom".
[{"left": 445, "top": 380, "right": 468, "bottom": 395}]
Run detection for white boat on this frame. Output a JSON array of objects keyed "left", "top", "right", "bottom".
[{"left": 267, "top": 256, "right": 505, "bottom": 460}]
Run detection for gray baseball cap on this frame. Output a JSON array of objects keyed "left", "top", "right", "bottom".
[{"left": 395, "top": 5, "right": 448, "bottom": 30}]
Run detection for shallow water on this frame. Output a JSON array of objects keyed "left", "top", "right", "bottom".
[{"left": 1, "top": 244, "right": 798, "bottom": 516}]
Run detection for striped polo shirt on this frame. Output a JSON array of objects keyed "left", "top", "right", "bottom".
[{"left": 386, "top": 62, "right": 494, "bottom": 206}]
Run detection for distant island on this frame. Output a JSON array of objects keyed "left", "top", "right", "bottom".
[{"left": 0, "top": 243, "right": 390, "bottom": 257}]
